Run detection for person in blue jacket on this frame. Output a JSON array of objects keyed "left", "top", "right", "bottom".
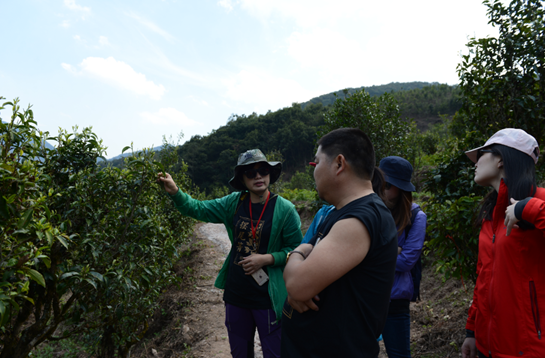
[{"left": 303, "top": 156, "right": 426, "bottom": 358}]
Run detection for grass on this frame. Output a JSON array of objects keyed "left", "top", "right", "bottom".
[
  {"left": 30, "top": 339, "right": 87, "bottom": 358},
  {"left": 278, "top": 188, "right": 317, "bottom": 202}
]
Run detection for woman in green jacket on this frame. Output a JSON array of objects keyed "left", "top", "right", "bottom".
[{"left": 158, "top": 149, "right": 303, "bottom": 358}]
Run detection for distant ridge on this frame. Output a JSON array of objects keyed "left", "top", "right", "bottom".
[
  {"left": 105, "top": 82, "right": 459, "bottom": 162},
  {"left": 301, "top": 81, "right": 439, "bottom": 109},
  {"left": 43, "top": 140, "right": 55, "bottom": 150}
]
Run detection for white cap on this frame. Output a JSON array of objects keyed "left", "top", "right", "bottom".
[{"left": 465, "top": 128, "right": 540, "bottom": 164}]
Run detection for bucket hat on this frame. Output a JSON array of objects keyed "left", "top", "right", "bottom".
[
  {"left": 379, "top": 156, "right": 416, "bottom": 192},
  {"left": 229, "top": 149, "right": 282, "bottom": 191},
  {"left": 465, "top": 128, "right": 540, "bottom": 164}
]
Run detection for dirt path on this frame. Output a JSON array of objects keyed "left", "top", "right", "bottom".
[
  {"left": 130, "top": 223, "right": 264, "bottom": 358},
  {"left": 187, "top": 223, "right": 387, "bottom": 358},
  {"left": 131, "top": 222, "right": 473, "bottom": 358},
  {"left": 184, "top": 223, "right": 265, "bottom": 358}
]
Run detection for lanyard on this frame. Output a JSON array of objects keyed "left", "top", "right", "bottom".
[{"left": 249, "top": 192, "right": 270, "bottom": 240}]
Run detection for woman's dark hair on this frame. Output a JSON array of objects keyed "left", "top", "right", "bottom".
[
  {"left": 389, "top": 189, "right": 413, "bottom": 233},
  {"left": 476, "top": 144, "right": 537, "bottom": 224},
  {"left": 371, "top": 166, "right": 386, "bottom": 201},
  {"left": 371, "top": 165, "right": 412, "bottom": 232}
]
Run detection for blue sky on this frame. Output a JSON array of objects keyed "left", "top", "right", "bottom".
[{"left": 1, "top": 0, "right": 497, "bottom": 158}]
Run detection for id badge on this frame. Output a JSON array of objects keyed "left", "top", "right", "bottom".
[{"left": 252, "top": 268, "right": 269, "bottom": 286}]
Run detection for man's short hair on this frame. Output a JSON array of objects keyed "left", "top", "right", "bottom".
[{"left": 317, "top": 128, "right": 375, "bottom": 180}]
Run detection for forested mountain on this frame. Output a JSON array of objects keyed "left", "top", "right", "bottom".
[
  {"left": 178, "top": 103, "right": 327, "bottom": 192},
  {"left": 302, "top": 82, "right": 460, "bottom": 129},
  {"left": 300, "top": 81, "right": 437, "bottom": 108},
  {"left": 394, "top": 84, "right": 460, "bottom": 129},
  {"left": 106, "top": 82, "right": 460, "bottom": 193}
]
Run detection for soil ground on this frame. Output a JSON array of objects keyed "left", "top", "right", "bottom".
[
  {"left": 32, "top": 209, "right": 474, "bottom": 358},
  {"left": 128, "top": 219, "right": 475, "bottom": 358}
]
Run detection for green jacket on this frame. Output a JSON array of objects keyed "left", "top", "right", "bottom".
[{"left": 169, "top": 189, "right": 303, "bottom": 320}]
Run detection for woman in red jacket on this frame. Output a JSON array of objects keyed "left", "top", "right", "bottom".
[{"left": 461, "top": 128, "right": 544, "bottom": 358}]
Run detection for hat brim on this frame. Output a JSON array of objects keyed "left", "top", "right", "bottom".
[
  {"left": 466, "top": 143, "right": 539, "bottom": 164},
  {"left": 385, "top": 177, "right": 416, "bottom": 192},
  {"left": 229, "top": 161, "right": 282, "bottom": 191},
  {"left": 465, "top": 145, "right": 487, "bottom": 163}
]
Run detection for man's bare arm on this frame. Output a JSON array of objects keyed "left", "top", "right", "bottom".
[{"left": 283, "top": 218, "right": 371, "bottom": 302}]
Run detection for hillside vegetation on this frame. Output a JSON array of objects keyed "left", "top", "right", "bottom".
[
  {"left": 173, "top": 82, "right": 459, "bottom": 194},
  {"left": 302, "top": 82, "right": 461, "bottom": 129},
  {"left": 107, "top": 82, "right": 459, "bottom": 194}
]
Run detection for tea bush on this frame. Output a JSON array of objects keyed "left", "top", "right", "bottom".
[{"left": 0, "top": 98, "right": 195, "bottom": 358}]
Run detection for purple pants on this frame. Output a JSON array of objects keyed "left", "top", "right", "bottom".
[{"left": 224, "top": 303, "right": 281, "bottom": 358}]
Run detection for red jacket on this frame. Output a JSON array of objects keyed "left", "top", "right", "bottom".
[{"left": 466, "top": 180, "right": 545, "bottom": 358}]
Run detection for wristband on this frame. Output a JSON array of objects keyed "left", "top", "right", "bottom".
[
  {"left": 466, "top": 329, "right": 475, "bottom": 338},
  {"left": 515, "top": 197, "right": 531, "bottom": 220},
  {"left": 286, "top": 250, "right": 306, "bottom": 264}
]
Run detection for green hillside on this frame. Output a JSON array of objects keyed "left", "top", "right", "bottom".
[
  {"left": 178, "top": 103, "right": 327, "bottom": 193},
  {"left": 302, "top": 81, "right": 460, "bottom": 130},
  {"left": 107, "top": 82, "right": 460, "bottom": 193},
  {"left": 301, "top": 81, "right": 437, "bottom": 108}
]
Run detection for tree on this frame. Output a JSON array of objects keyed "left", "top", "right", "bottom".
[
  {"left": 318, "top": 89, "right": 415, "bottom": 164},
  {"left": 0, "top": 99, "right": 69, "bottom": 356},
  {"left": 425, "top": 0, "right": 545, "bottom": 282},
  {"left": 0, "top": 98, "right": 195, "bottom": 357},
  {"left": 453, "top": 0, "right": 545, "bottom": 151}
]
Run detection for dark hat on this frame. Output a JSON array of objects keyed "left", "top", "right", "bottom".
[
  {"left": 379, "top": 156, "right": 415, "bottom": 192},
  {"left": 229, "top": 149, "right": 282, "bottom": 191}
]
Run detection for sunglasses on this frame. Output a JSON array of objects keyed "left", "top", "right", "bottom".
[
  {"left": 477, "top": 149, "right": 494, "bottom": 161},
  {"left": 244, "top": 167, "right": 270, "bottom": 179},
  {"left": 385, "top": 182, "right": 392, "bottom": 190}
]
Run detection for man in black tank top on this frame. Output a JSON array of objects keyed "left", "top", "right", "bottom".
[{"left": 281, "top": 128, "right": 398, "bottom": 358}]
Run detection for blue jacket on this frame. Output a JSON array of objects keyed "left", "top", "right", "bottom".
[
  {"left": 303, "top": 203, "right": 426, "bottom": 301},
  {"left": 302, "top": 205, "right": 335, "bottom": 244}
]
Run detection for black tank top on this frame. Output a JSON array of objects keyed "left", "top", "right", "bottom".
[{"left": 281, "top": 193, "right": 398, "bottom": 358}]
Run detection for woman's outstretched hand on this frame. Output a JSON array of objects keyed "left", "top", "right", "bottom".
[
  {"left": 157, "top": 172, "right": 179, "bottom": 195},
  {"left": 504, "top": 198, "right": 520, "bottom": 236}
]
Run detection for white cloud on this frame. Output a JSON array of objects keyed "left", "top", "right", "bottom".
[
  {"left": 73, "top": 35, "right": 81, "bottom": 41},
  {"left": 188, "top": 96, "right": 209, "bottom": 106},
  {"left": 64, "top": 0, "right": 90, "bottom": 13},
  {"left": 232, "top": 0, "right": 497, "bottom": 87},
  {"left": 218, "top": 0, "right": 235, "bottom": 12},
  {"left": 61, "top": 63, "right": 78, "bottom": 74},
  {"left": 238, "top": 0, "right": 372, "bottom": 28},
  {"left": 62, "top": 57, "right": 166, "bottom": 100},
  {"left": 60, "top": 20, "right": 71, "bottom": 28},
  {"left": 99, "top": 36, "right": 110, "bottom": 46},
  {"left": 287, "top": 29, "right": 365, "bottom": 70},
  {"left": 127, "top": 12, "right": 175, "bottom": 42},
  {"left": 154, "top": 51, "right": 206, "bottom": 83},
  {"left": 222, "top": 70, "right": 313, "bottom": 111},
  {"left": 286, "top": 29, "right": 369, "bottom": 87},
  {"left": 140, "top": 108, "right": 198, "bottom": 126}
]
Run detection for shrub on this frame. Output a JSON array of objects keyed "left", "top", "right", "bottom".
[
  {"left": 0, "top": 98, "right": 195, "bottom": 358},
  {"left": 278, "top": 189, "right": 317, "bottom": 203}
]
